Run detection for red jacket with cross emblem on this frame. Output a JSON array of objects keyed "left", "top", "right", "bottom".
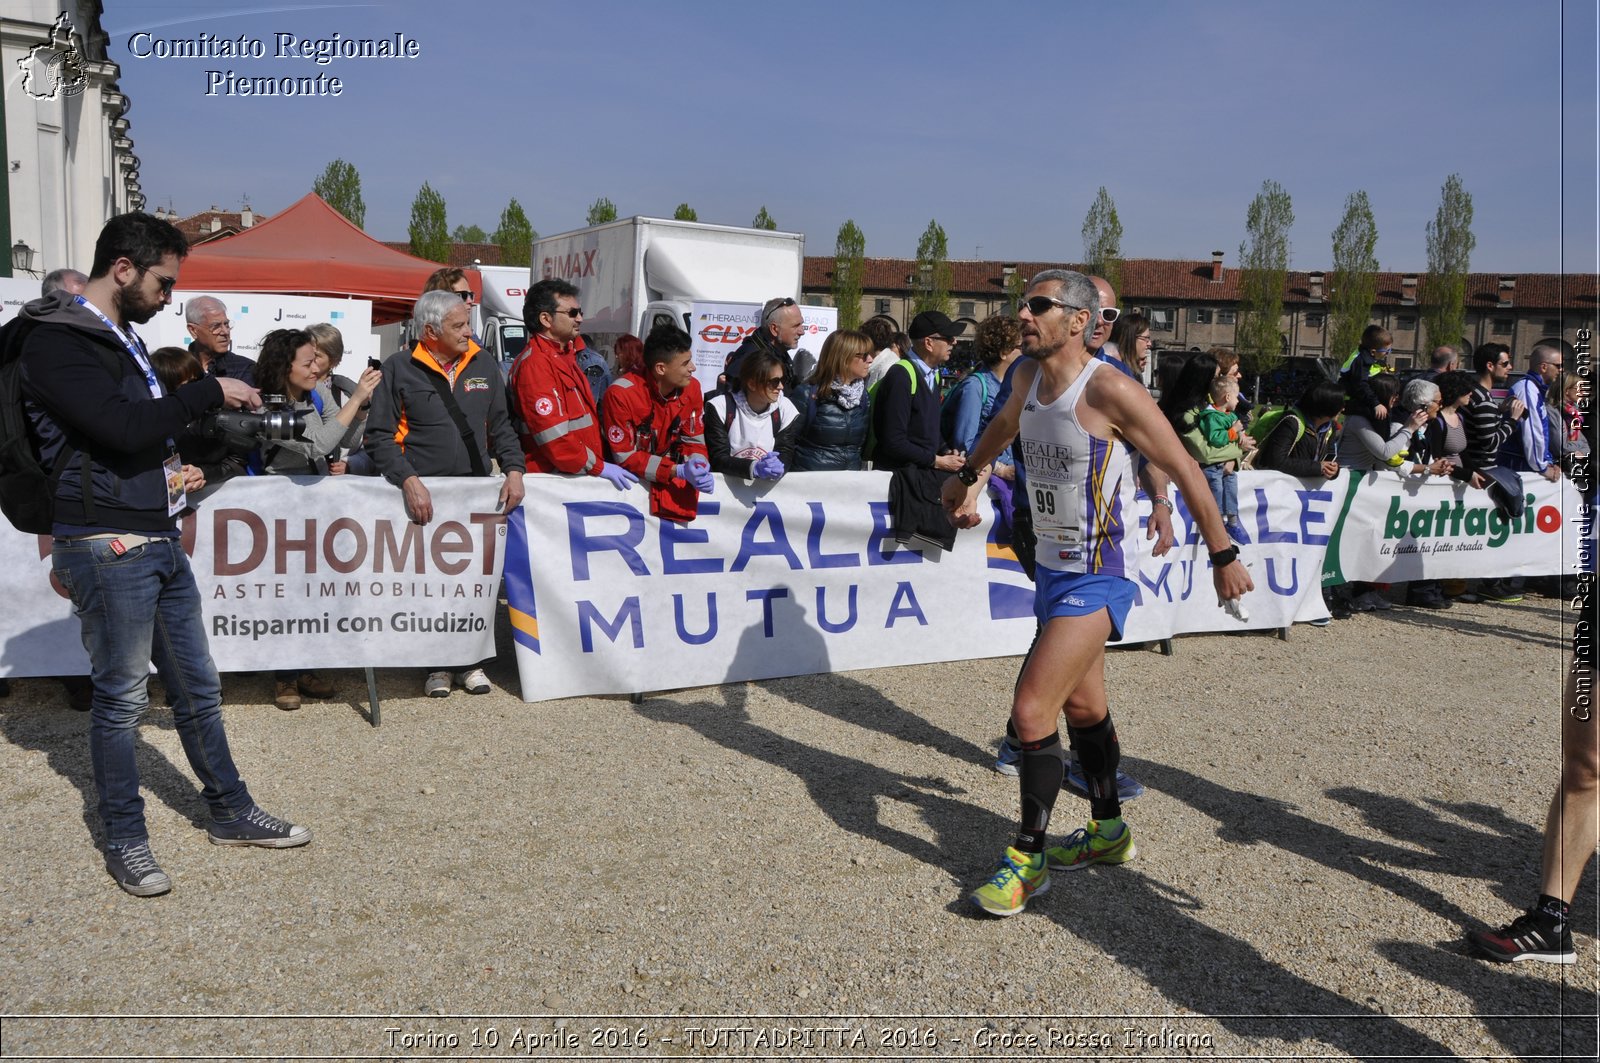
[
  {"left": 507, "top": 334, "right": 605, "bottom": 475},
  {"left": 600, "top": 370, "right": 709, "bottom": 524}
]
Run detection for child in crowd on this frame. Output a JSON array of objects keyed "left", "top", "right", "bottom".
[
  {"left": 1340, "top": 325, "right": 1396, "bottom": 440},
  {"left": 149, "top": 345, "right": 202, "bottom": 393},
  {"left": 1196, "top": 374, "right": 1247, "bottom": 543}
]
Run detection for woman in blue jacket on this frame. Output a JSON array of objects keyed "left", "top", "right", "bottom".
[{"left": 793, "top": 329, "right": 875, "bottom": 471}]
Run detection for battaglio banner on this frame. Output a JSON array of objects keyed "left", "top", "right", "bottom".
[
  {"left": 1322, "top": 470, "right": 1585, "bottom": 584},
  {"left": 502, "top": 471, "right": 1333, "bottom": 702},
  {"left": 0, "top": 477, "right": 508, "bottom": 676}
]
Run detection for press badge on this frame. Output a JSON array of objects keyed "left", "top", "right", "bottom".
[{"left": 163, "top": 451, "right": 186, "bottom": 516}]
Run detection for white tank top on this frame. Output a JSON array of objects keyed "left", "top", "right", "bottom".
[{"left": 1019, "top": 358, "right": 1138, "bottom": 578}]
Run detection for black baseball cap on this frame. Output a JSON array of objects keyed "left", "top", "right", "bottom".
[{"left": 908, "top": 311, "right": 966, "bottom": 342}]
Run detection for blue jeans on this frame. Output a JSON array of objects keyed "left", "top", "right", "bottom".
[
  {"left": 52, "top": 535, "right": 253, "bottom": 845},
  {"left": 1203, "top": 462, "right": 1238, "bottom": 519}
]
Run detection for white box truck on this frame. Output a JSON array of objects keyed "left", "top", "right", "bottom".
[
  {"left": 472, "top": 263, "right": 533, "bottom": 367},
  {"left": 529, "top": 216, "right": 805, "bottom": 369}
]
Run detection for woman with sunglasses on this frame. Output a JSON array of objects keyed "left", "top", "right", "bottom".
[
  {"left": 793, "top": 329, "right": 875, "bottom": 471},
  {"left": 704, "top": 347, "right": 801, "bottom": 480}
]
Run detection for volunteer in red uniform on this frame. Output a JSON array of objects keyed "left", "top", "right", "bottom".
[
  {"left": 507, "top": 278, "right": 636, "bottom": 490},
  {"left": 601, "top": 323, "right": 713, "bottom": 524}
]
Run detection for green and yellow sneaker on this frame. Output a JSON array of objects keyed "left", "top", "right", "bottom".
[
  {"left": 1045, "top": 819, "right": 1137, "bottom": 871},
  {"left": 970, "top": 846, "right": 1050, "bottom": 917}
]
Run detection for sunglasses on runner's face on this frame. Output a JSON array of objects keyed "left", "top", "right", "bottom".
[
  {"left": 1099, "top": 306, "right": 1120, "bottom": 324},
  {"left": 1021, "top": 295, "right": 1084, "bottom": 316}
]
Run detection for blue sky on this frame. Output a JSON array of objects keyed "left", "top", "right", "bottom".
[{"left": 108, "top": 0, "right": 1596, "bottom": 273}]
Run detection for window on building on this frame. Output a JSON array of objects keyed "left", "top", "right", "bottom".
[
  {"left": 1492, "top": 317, "right": 1514, "bottom": 336},
  {"left": 958, "top": 300, "right": 975, "bottom": 318},
  {"left": 1189, "top": 308, "right": 1213, "bottom": 324},
  {"left": 1149, "top": 308, "right": 1175, "bottom": 332},
  {"left": 1305, "top": 313, "right": 1325, "bottom": 329},
  {"left": 875, "top": 298, "right": 891, "bottom": 315},
  {"left": 1396, "top": 315, "right": 1416, "bottom": 330},
  {"left": 1217, "top": 310, "right": 1237, "bottom": 325}
]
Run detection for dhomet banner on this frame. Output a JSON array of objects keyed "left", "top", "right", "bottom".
[
  {"left": 1321, "top": 470, "right": 1584, "bottom": 585},
  {"left": 0, "top": 477, "right": 508, "bottom": 677},
  {"left": 501, "top": 471, "right": 1333, "bottom": 703}
]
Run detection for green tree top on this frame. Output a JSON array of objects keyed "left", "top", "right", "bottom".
[
  {"left": 492, "top": 198, "right": 536, "bottom": 267},
  {"left": 1327, "top": 190, "right": 1380, "bottom": 362},
  {"left": 913, "top": 218, "right": 952, "bottom": 317},
  {"left": 312, "top": 158, "right": 365, "bottom": 229},
  {"left": 1421, "top": 173, "right": 1476, "bottom": 351},
  {"left": 673, "top": 203, "right": 698, "bottom": 222},
  {"left": 832, "top": 219, "right": 866, "bottom": 330},
  {"left": 1235, "top": 179, "right": 1295, "bottom": 373},
  {"left": 752, "top": 206, "right": 777, "bottom": 230},
  {"left": 407, "top": 181, "right": 449, "bottom": 263},
  {"left": 587, "top": 197, "right": 618, "bottom": 226},
  {"left": 451, "top": 223, "right": 487, "bottom": 243},
  {"left": 1081, "top": 187, "right": 1124, "bottom": 296}
]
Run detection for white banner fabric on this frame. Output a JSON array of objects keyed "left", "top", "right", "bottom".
[
  {"left": 0, "top": 477, "right": 508, "bottom": 677},
  {"left": 143, "top": 291, "right": 378, "bottom": 364},
  {"left": 1323, "top": 470, "right": 1582, "bottom": 584},
  {"left": 501, "top": 471, "right": 1333, "bottom": 703}
]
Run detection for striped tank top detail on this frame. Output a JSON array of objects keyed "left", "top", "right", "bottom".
[{"left": 1018, "top": 358, "right": 1138, "bottom": 577}]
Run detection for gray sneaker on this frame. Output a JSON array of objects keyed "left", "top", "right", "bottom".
[
  {"left": 993, "top": 737, "right": 1022, "bottom": 776},
  {"left": 207, "top": 805, "right": 312, "bottom": 849},
  {"left": 105, "top": 840, "right": 172, "bottom": 896}
]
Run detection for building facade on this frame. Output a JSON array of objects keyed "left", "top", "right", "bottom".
[
  {"left": 1, "top": 1, "right": 142, "bottom": 279},
  {"left": 804, "top": 253, "right": 1597, "bottom": 368}
]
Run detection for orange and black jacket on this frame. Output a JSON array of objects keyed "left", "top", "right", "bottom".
[{"left": 364, "top": 341, "right": 525, "bottom": 485}]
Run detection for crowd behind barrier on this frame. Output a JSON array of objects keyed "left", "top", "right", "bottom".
[{"left": 0, "top": 468, "right": 1578, "bottom": 693}]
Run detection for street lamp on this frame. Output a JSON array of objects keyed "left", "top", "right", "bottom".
[{"left": 11, "top": 240, "right": 37, "bottom": 277}]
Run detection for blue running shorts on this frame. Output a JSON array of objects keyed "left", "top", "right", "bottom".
[{"left": 1034, "top": 568, "right": 1136, "bottom": 642}]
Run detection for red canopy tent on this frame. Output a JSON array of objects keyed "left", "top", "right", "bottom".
[{"left": 177, "top": 193, "right": 472, "bottom": 324}]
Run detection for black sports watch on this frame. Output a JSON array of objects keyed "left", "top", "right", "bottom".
[
  {"left": 1209, "top": 545, "right": 1239, "bottom": 568},
  {"left": 957, "top": 464, "right": 981, "bottom": 486}
]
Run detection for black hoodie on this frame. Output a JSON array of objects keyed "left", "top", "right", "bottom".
[{"left": 13, "top": 290, "right": 225, "bottom": 534}]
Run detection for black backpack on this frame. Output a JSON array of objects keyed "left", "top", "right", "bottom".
[{"left": 0, "top": 315, "right": 103, "bottom": 534}]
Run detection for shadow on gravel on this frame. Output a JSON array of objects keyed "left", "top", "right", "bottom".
[
  {"left": 0, "top": 681, "right": 209, "bottom": 846},
  {"left": 1134, "top": 759, "right": 1582, "bottom": 1058},
  {"left": 712, "top": 583, "right": 991, "bottom": 766},
  {"left": 631, "top": 592, "right": 1007, "bottom": 880},
  {"left": 1376, "top": 939, "right": 1598, "bottom": 1060},
  {"left": 1360, "top": 607, "right": 1571, "bottom": 650},
  {"left": 1030, "top": 861, "right": 1459, "bottom": 1060}
]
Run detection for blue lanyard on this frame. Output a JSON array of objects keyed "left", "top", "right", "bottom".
[{"left": 75, "top": 296, "right": 162, "bottom": 399}]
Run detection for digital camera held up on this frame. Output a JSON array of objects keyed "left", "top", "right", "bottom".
[{"left": 197, "top": 394, "right": 306, "bottom": 451}]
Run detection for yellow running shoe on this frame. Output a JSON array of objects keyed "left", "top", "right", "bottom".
[
  {"left": 1045, "top": 819, "right": 1137, "bottom": 871},
  {"left": 970, "top": 846, "right": 1049, "bottom": 917}
]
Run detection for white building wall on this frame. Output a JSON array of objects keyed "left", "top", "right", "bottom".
[{"left": 1, "top": 0, "right": 138, "bottom": 279}]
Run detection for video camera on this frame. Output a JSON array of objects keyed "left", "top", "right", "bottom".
[{"left": 196, "top": 394, "right": 307, "bottom": 451}]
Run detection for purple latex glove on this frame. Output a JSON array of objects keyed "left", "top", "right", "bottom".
[
  {"left": 679, "top": 454, "right": 715, "bottom": 494},
  {"left": 598, "top": 462, "right": 638, "bottom": 490},
  {"left": 752, "top": 452, "right": 785, "bottom": 480}
]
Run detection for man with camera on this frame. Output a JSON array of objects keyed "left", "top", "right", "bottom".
[
  {"left": 365, "top": 289, "right": 525, "bottom": 698},
  {"left": 13, "top": 212, "right": 312, "bottom": 897}
]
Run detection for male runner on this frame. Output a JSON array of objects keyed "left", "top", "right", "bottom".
[{"left": 943, "top": 269, "right": 1252, "bottom": 916}]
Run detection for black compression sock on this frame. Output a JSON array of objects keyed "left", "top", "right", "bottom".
[
  {"left": 1535, "top": 894, "right": 1570, "bottom": 926},
  {"left": 1015, "top": 732, "right": 1066, "bottom": 853},
  {"left": 1067, "top": 715, "right": 1122, "bottom": 822}
]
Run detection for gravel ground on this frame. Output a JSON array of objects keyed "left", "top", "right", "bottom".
[{"left": 0, "top": 591, "right": 1593, "bottom": 1061}]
